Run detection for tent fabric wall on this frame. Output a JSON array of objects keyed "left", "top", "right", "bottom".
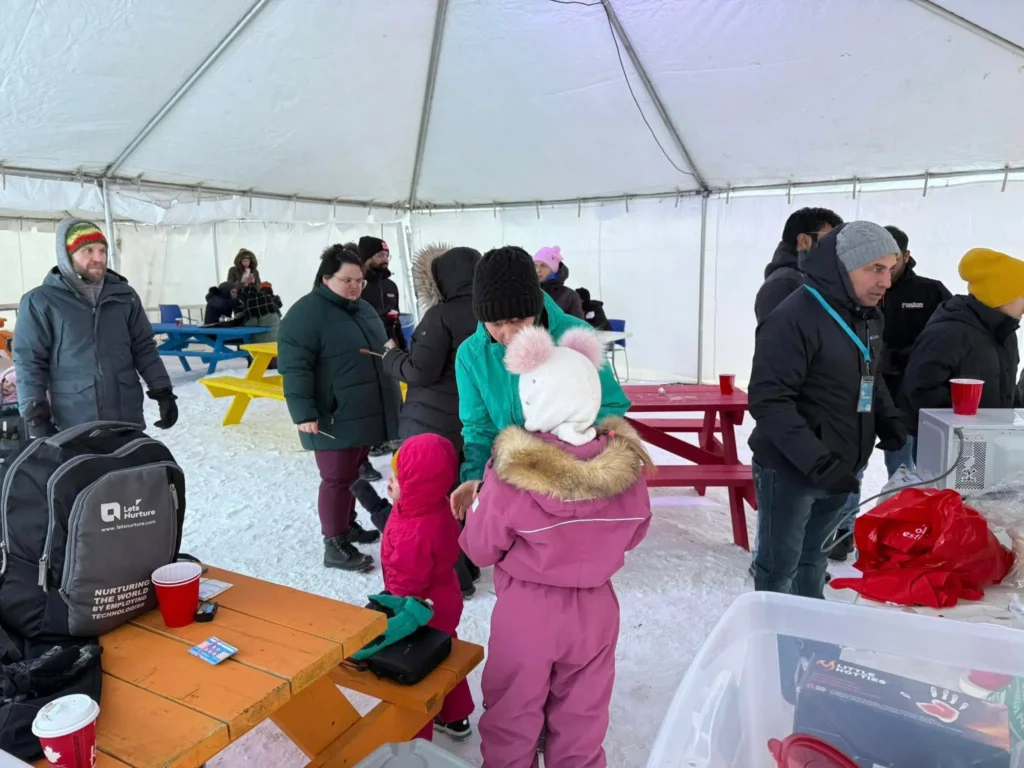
[{"left": 411, "top": 198, "right": 703, "bottom": 381}]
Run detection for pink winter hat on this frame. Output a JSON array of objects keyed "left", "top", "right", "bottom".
[{"left": 533, "top": 246, "right": 563, "bottom": 273}]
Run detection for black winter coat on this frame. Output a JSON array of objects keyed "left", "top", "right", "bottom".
[
  {"left": 382, "top": 246, "right": 480, "bottom": 451},
  {"left": 204, "top": 283, "right": 239, "bottom": 325},
  {"left": 754, "top": 241, "right": 803, "bottom": 324},
  {"left": 748, "top": 226, "right": 904, "bottom": 488},
  {"left": 542, "top": 263, "right": 584, "bottom": 319},
  {"left": 361, "top": 267, "right": 407, "bottom": 351},
  {"left": 898, "top": 295, "right": 1020, "bottom": 435},
  {"left": 880, "top": 260, "right": 952, "bottom": 400},
  {"left": 583, "top": 299, "right": 611, "bottom": 331}
]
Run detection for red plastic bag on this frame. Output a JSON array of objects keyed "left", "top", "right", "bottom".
[{"left": 830, "top": 488, "right": 1013, "bottom": 608}]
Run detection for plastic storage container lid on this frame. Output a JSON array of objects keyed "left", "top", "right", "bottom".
[
  {"left": 355, "top": 740, "right": 475, "bottom": 767},
  {"left": 31, "top": 694, "right": 100, "bottom": 738}
]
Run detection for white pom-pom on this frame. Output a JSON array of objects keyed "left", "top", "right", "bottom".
[{"left": 505, "top": 326, "right": 555, "bottom": 374}]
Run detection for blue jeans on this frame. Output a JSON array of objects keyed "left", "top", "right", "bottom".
[
  {"left": 883, "top": 436, "right": 916, "bottom": 480},
  {"left": 752, "top": 462, "right": 850, "bottom": 598},
  {"left": 834, "top": 466, "right": 866, "bottom": 536}
]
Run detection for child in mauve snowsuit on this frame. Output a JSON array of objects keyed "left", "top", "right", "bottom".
[
  {"left": 461, "top": 327, "right": 652, "bottom": 768},
  {"left": 382, "top": 433, "right": 476, "bottom": 741}
]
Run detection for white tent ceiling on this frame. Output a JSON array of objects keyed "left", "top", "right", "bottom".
[{"left": 3, "top": 0, "right": 1024, "bottom": 208}]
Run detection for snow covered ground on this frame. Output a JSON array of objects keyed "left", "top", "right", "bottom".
[{"left": 145, "top": 360, "right": 892, "bottom": 767}]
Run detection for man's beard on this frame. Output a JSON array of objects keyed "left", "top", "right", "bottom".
[{"left": 76, "top": 267, "right": 105, "bottom": 283}]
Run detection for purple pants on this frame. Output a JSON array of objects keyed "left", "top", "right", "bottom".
[
  {"left": 480, "top": 571, "right": 619, "bottom": 768},
  {"left": 314, "top": 447, "right": 370, "bottom": 538}
]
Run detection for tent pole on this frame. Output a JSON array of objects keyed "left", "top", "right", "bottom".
[
  {"left": 697, "top": 193, "right": 708, "bottom": 384},
  {"left": 602, "top": 0, "right": 709, "bottom": 192},
  {"left": 103, "top": 0, "right": 271, "bottom": 178},
  {"left": 906, "top": 0, "right": 1024, "bottom": 60},
  {"left": 101, "top": 179, "right": 117, "bottom": 272},
  {"left": 407, "top": 0, "right": 451, "bottom": 209}
]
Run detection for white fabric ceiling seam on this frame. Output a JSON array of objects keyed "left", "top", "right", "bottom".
[{"left": 907, "top": 0, "right": 1024, "bottom": 59}]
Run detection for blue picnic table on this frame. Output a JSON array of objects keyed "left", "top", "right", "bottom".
[{"left": 151, "top": 324, "right": 270, "bottom": 375}]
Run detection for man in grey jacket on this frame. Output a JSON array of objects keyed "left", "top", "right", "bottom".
[{"left": 13, "top": 218, "right": 177, "bottom": 437}]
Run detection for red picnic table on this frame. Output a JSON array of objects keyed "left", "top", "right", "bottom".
[{"left": 624, "top": 384, "right": 756, "bottom": 550}]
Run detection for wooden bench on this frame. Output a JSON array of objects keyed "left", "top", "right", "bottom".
[{"left": 645, "top": 464, "right": 756, "bottom": 550}]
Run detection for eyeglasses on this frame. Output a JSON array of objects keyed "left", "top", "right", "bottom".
[{"left": 331, "top": 276, "right": 366, "bottom": 288}]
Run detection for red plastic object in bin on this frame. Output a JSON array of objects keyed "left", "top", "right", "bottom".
[{"left": 768, "top": 735, "right": 859, "bottom": 768}]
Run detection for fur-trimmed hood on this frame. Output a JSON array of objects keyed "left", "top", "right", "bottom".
[
  {"left": 412, "top": 243, "right": 480, "bottom": 313},
  {"left": 491, "top": 417, "right": 652, "bottom": 512}
]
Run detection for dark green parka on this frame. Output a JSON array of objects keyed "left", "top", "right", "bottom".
[{"left": 278, "top": 284, "right": 401, "bottom": 451}]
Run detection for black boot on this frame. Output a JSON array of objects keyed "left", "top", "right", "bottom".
[
  {"left": 346, "top": 520, "right": 381, "bottom": 545},
  {"left": 827, "top": 532, "right": 854, "bottom": 562},
  {"left": 351, "top": 478, "right": 391, "bottom": 532},
  {"left": 360, "top": 459, "right": 383, "bottom": 482},
  {"left": 369, "top": 443, "right": 392, "bottom": 458},
  {"left": 324, "top": 536, "right": 374, "bottom": 572},
  {"left": 455, "top": 553, "right": 478, "bottom": 599}
]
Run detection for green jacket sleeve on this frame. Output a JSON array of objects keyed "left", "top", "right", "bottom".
[
  {"left": 278, "top": 306, "right": 320, "bottom": 425},
  {"left": 456, "top": 346, "right": 498, "bottom": 483}
]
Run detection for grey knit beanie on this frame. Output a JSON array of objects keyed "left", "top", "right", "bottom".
[{"left": 836, "top": 221, "right": 899, "bottom": 272}]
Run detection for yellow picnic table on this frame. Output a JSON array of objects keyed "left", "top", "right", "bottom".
[
  {"left": 203, "top": 342, "right": 406, "bottom": 427},
  {"left": 34, "top": 566, "right": 483, "bottom": 767}
]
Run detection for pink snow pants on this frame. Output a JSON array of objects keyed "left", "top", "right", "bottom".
[{"left": 479, "top": 570, "right": 619, "bottom": 768}]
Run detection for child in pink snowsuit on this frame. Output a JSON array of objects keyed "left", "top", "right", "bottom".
[
  {"left": 460, "top": 327, "right": 652, "bottom": 768},
  {"left": 382, "top": 433, "right": 476, "bottom": 741}
]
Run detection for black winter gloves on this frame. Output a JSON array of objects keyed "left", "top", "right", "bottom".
[
  {"left": 25, "top": 403, "right": 56, "bottom": 440},
  {"left": 876, "top": 417, "right": 909, "bottom": 453},
  {"left": 148, "top": 388, "right": 178, "bottom": 429},
  {"left": 0, "top": 644, "right": 101, "bottom": 703}
]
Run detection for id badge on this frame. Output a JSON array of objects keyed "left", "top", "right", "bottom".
[{"left": 857, "top": 376, "right": 874, "bottom": 413}]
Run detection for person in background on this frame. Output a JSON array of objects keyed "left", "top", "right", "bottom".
[
  {"left": 461, "top": 326, "right": 651, "bottom": 768},
  {"left": 238, "top": 281, "right": 283, "bottom": 342},
  {"left": 354, "top": 245, "right": 483, "bottom": 595},
  {"left": 534, "top": 246, "right": 584, "bottom": 319},
  {"left": 877, "top": 225, "right": 952, "bottom": 474},
  {"left": 381, "top": 435, "right": 476, "bottom": 741},
  {"left": 358, "top": 236, "right": 407, "bottom": 352},
  {"left": 227, "top": 249, "right": 260, "bottom": 288},
  {"left": 204, "top": 282, "right": 241, "bottom": 325},
  {"left": 278, "top": 245, "right": 401, "bottom": 573},
  {"left": 450, "top": 246, "right": 630, "bottom": 519},
  {"left": 748, "top": 222, "right": 905, "bottom": 598},
  {"left": 14, "top": 218, "right": 177, "bottom": 435},
  {"left": 754, "top": 207, "right": 844, "bottom": 323},
  {"left": 899, "top": 248, "right": 1024, "bottom": 444},
  {"left": 1, "top": 367, "right": 17, "bottom": 405},
  {"left": 576, "top": 287, "right": 611, "bottom": 331}
]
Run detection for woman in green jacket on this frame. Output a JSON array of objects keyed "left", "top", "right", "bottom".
[
  {"left": 450, "top": 246, "right": 631, "bottom": 516},
  {"left": 278, "top": 245, "right": 402, "bottom": 573}
]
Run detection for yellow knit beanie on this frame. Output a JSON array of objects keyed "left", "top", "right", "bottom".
[
  {"left": 959, "top": 248, "right": 1024, "bottom": 308},
  {"left": 390, "top": 448, "right": 400, "bottom": 477}
]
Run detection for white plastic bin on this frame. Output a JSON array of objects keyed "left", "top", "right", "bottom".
[
  {"left": 646, "top": 592, "right": 1024, "bottom": 768},
  {"left": 356, "top": 739, "right": 475, "bottom": 768}
]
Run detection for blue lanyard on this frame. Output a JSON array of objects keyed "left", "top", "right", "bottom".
[{"left": 804, "top": 285, "right": 870, "bottom": 363}]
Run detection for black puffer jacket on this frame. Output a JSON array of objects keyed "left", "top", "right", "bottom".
[
  {"left": 577, "top": 288, "right": 611, "bottom": 331},
  {"left": 541, "top": 263, "right": 584, "bottom": 319},
  {"left": 899, "top": 295, "right": 1020, "bottom": 435},
  {"left": 382, "top": 245, "right": 481, "bottom": 451},
  {"left": 748, "top": 226, "right": 904, "bottom": 488},
  {"left": 754, "top": 241, "right": 804, "bottom": 324},
  {"left": 204, "top": 283, "right": 239, "bottom": 325},
  {"left": 879, "top": 259, "right": 952, "bottom": 401},
  {"left": 361, "top": 267, "right": 407, "bottom": 350}
]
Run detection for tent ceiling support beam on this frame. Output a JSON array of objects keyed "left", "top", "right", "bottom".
[
  {"left": 102, "top": 0, "right": 271, "bottom": 178},
  {"left": 906, "top": 0, "right": 1024, "bottom": 60},
  {"left": 696, "top": 194, "right": 709, "bottom": 383},
  {"left": 407, "top": 0, "right": 451, "bottom": 209},
  {"left": 101, "top": 179, "right": 117, "bottom": 270},
  {"left": 602, "top": 0, "right": 709, "bottom": 192}
]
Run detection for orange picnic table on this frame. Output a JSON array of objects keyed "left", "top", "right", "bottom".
[
  {"left": 34, "top": 566, "right": 482, "bottom": 767},
  {"left": 624, "top": 384, "right": 757, "bottom": 550}
]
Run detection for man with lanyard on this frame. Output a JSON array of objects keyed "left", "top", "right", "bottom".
[{"left": 747, "top": 222, "right": 906, "bottom": 598}]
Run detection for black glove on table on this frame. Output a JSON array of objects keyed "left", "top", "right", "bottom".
[
  {"left": 25, "top": 403, "right": 56, "bottom": 440},
  {"left": 0, "top": 644, "right": 101, "bottom": 703},
  {"left": 148, "top": 388, "right": 178, "bottom": 429}
]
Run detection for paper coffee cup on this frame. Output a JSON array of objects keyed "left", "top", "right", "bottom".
[{"left": 32, "top": 693, "right": 100, "bottom": 768}]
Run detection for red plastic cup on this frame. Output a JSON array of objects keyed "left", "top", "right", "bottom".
[
  {"left": 950, "top": 378, "right": 984, "bottom": 416},
  {"left": 175, "top": 317, "right": 183, "bottom": 327},
  {"left": 719, "top": 374, "right": 736, "bottom": 395},
  {"left": 152, "top": 562, "right": 202, "bottom": 628},
  {"left": 32, "top": 693, "right": 100, "bottom": 768},
  {"left": 768, "top": 735, "right": 858, "bottom": 767}
]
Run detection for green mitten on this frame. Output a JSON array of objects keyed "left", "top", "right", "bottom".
[{"left": 350, "top": 594, "right": 434, "bottom": 661}]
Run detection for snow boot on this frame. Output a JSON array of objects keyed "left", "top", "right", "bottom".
[
  {"left": 360, "top": 459, "right": 383, "bottom": 482},
  {"left": 346, "top": 520, "right": 381, "bottom": 545},
  {"left": 827, "top": 533, "right": 854, "bottom": 562},
  {"left": 324, "top": 536, "right": 374, "bottom": 572},
  {"left": 434, "top": 717, "right": 472, "bottom": 741},
  {"left": 369, "top": 443, "right": 392, "bottom": 458}
]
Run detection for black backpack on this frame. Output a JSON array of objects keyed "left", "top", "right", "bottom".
[{"left": 0, "top": 421, "right": 186, "bottom": 640}]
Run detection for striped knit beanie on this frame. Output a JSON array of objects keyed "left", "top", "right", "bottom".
[{"left": 65, "top": 222, "right": 107, "bottom": 257}]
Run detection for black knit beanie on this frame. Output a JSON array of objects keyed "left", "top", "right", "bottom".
[
  {"left": 358, "top": 236, "right": 389, "bottom": 264},
  {"left": 473, "top": 246, "right": 545, "bottom": 323}
]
